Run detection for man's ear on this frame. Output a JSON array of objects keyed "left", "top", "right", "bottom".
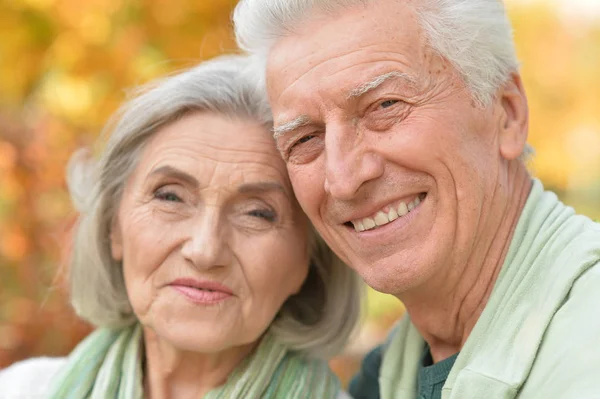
[
  {"left": 498, "top": 72, "right": 529, "bottom": 160},
  {"left": 110, "top": 216, "right": 123, "bottom": 262}
]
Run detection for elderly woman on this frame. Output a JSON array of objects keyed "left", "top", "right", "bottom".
[{"left": 0, "top": 55, "right": 361, "bottom": 398}]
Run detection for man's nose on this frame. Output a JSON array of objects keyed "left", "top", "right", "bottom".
[
  {"left": 181, "top": 210, "right": 231, "bottom": 270},
  {"left": 324, "top": 124, "right": 384, "bottom": 200}
]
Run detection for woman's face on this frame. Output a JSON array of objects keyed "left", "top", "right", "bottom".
[{"left": 110, "top": 112, "right": 310, "bottom": 353}]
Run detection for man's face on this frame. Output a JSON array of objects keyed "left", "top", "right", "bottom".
[{"left": 267, "top": 0, "right": 507, "bottom": 295}]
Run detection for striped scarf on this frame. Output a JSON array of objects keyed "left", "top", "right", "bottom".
[{"left": 47, "top": 323, "right": 341, "bottom": 398}]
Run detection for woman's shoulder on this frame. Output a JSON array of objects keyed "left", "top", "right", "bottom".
[{"left": 0, "top": 357, "right": 67, "bottom": 397}]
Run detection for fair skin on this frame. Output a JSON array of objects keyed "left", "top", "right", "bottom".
[
  {"left": 267, "top": 0, "right": 531, "bottom": 362},
  {"left": 110, "top": 112, "right": 310, "bottom": 398}
]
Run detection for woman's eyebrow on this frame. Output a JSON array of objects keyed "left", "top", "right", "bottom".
[{"left": 147, "top": 165, "right": 199, "bottom": 188}]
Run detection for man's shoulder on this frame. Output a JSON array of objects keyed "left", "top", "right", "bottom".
[
  {"left": 561, "top": 213, "right": 600, "bottom": 256},
  {"left": 542, "top": 253, "right": 600, "bottom": 341},
  {"left": 558, "top": 255, "right": 600, "bottom": 318},
  {"left": 542, "top": 210, "right": 600, "bottom": 261},
  {"left": 526, "top": 211, "right": 600, "bottom": 301},
  {"left": 0, "top": 357, "right": 67, "bottom": 398},
  {"left": 543, "top": 214, "right": 600, "bottom": 297},
  {"left": 517, "top": 258, "right": 600, "bottom": 397}
]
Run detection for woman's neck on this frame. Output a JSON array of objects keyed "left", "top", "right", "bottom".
[{"left": 142, "top": 328, "right": 257, "bottom": 399}]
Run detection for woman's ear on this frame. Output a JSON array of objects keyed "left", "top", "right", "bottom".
[
  {"left": 498, "top": 72, "right": 529, "bottom": 160},
  {"left": 110, "top": 216, "right": 123, "bottom": 261}
]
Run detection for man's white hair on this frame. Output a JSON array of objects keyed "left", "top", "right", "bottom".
[
  {"left": 234, "top": 0, "right": 518, "bottom": 107},
  {"left": 233, "top": 0, "right": 533, "bottom": 157}
]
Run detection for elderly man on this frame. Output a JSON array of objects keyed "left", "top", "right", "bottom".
[{"left": 233, "top": 1, "right": 600, "bottom": 398}]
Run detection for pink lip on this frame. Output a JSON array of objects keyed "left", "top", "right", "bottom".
[{"left": 169, "top": 278, "right": 233, "bottom": 304}]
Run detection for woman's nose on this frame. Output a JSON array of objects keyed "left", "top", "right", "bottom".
[{"left": 180, "top": 211, "right": 231, "bottom": 270}]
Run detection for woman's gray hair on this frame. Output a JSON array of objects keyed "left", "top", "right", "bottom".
[
  {"left": 233, "top": 0, "right": 534, "bottom": 158},
  {"left": 66, "top": 54, "right": 362, "bottom": 358}
]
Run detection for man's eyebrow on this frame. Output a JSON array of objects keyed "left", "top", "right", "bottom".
[
  {"left": 272, "top": 115, "right": 311, "bottom": 139},
  {"left": 238, "top": 181, "right": 288, "bottom": 198},
  {"left": 347, "top": 71, "right": 417, "bottom": 99},
  {"left": 148, "top": 165, "right": 199, "bottom": 188},
  {"left": 272, "top": 72, "right": 415, "bottom": 138}
]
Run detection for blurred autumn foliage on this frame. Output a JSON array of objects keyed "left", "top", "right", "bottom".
[
  {"left": 0, "top": 0, "right": 599, "bottom": 383},
  {"left": 0, "top": 0, "right": 239, "bottom": 369}
]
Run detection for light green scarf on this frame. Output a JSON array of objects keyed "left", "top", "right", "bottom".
[{"left": 48, "top": 323, "right": 341, "bottom": 398}]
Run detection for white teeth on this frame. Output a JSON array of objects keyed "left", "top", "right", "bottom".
[
  {"left": 352, "top": 220, "right": 366, "bottom": 232},
  {"left": 397, "top": 202, "right": 408, "bottom": 216},
  {"left": 363, "top": 218, "right": 376, "bottom": 230},
  {"left": 374, "top": 211, "right": 389, "bottom": 226},
  {"left": 351, "top": 194, "right": 425, "bottom": 232}
]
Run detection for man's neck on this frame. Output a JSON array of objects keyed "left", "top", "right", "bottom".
[
  {"left": 143, "top": 328, "right": 257, "bottom": 399},
  {"left": 400, "top": 161, "right": 532, "bottom": 363}
]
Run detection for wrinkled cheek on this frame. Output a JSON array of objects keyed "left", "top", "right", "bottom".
[
  {"left": 122, "top": 258, "right": 155, "bottom": 320},
  {"left": 288, "top": 167, "right": 323, "bottom": 219},
  {"left": 256, "top": 261, "right": 310, "bottom": 323}
]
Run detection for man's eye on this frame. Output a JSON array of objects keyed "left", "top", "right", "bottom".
[
  {"left": 248, "top": 209, "right": 277, "bottom": 222},
  {"left": 298, "top": 135, "right": 315, "bottom": 144},
  {"left": 380, "top": 99, "right": 399, "bottom": 109},
  {"left": 287, "top": 135, "right": 315, "bottom": 154}
]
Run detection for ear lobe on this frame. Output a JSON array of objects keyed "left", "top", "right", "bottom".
[
  {"left": 498, "top": 73, "right": 529, "bottom": 161},
  {"left": 110, "top": 217, "right": 123, "bottom": 262}
]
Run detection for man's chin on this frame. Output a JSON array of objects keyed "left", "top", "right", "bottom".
[{"left": 356, "top": 260, "right": 425, "bottom": 297}]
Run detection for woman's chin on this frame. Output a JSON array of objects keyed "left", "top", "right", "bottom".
[{"left": 142, "top": 318, "right": 255, "bottom": 354}]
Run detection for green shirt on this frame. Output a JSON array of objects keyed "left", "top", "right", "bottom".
[
  {"left": 417, "top": 346, "right": 458, "bottom": 399},
  {"left": 348, "top": 344, "right": 383, "bottom": 399},
  {"left": 347, "top": 342, "right": 458, "bottom": 399},
  {"left": 379, "top": 179, "right": 600, "bottom": 399}
]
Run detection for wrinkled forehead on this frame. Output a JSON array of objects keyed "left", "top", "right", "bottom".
[
  {"left": 265, "top": 0, "right": 430, "bottom": 106},
  {"left": 131, "top": 112, "right": 293, "bottom": 190}
]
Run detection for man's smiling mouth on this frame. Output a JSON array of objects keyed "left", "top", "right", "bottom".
[{"left": 347, "top": 193, "right": 427, "bottom": 232}]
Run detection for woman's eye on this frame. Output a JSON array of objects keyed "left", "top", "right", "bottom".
[
  {"left": 248, "top": 208, "right": 277, "bottom": 222},
  {"left": 154, "top": 191, "right": 182, "bottom": 202},
  {"left": 380, "top": 99, "right": 399, "bottom": 109}
]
